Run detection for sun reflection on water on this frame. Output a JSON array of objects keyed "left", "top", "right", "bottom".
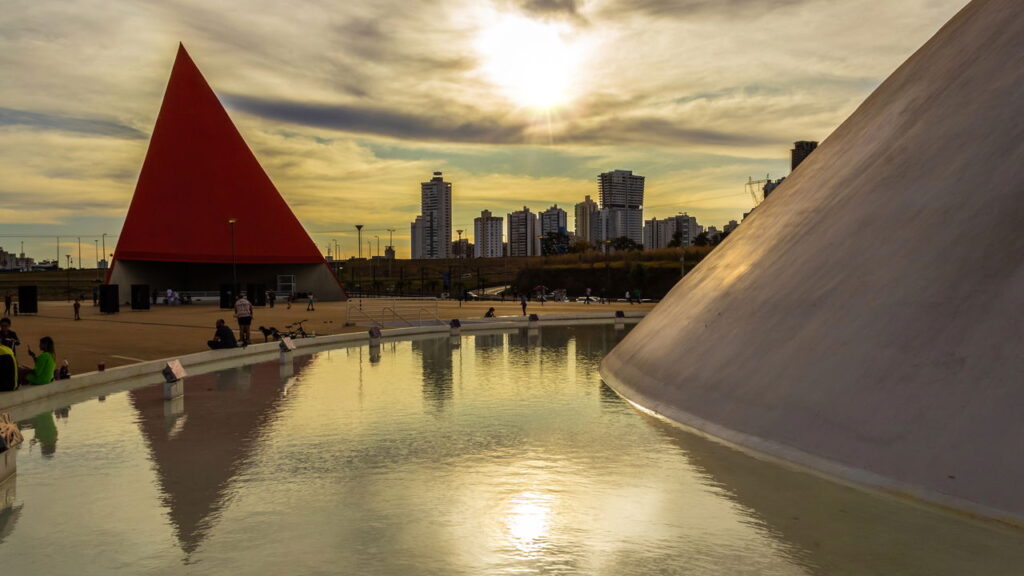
[{"left": 505, "top": 491, "right": 554, "bottom": 554}]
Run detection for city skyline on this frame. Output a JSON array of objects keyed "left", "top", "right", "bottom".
[{"left": 0, "top": 0, "right": 969, "bottom": 260}]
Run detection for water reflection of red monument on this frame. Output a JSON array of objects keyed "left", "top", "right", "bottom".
[{"left": 129, "top": 357, "right": 311, "bottom": 555}]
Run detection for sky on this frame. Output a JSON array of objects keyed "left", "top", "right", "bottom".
[{"left": 0, "top": 0, "right": 969, "bottom": 261}]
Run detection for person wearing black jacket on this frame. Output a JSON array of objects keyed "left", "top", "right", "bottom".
[{"left": 207, "top": 319, "right": 238, "bottom": 350}]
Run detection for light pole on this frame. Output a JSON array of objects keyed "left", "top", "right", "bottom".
[
  {"left": 65, "top": 254, "right": 72, "bottom": 301},
  {"left": 78, "top": 237, "right": 82, "bottom": 270},
  {"left": 386, "top": 228, "right": 395, "bottom": 276},
  {"left": 101, "top": 233, "right": 107, "bottom": 267},
  {"left": 374, "top": 235, "right": 380, "bottom": 258},
  {"left": 228, "top": 218, "right": 238, "bottom": 294},
  {"left": 355, "top": 224, "right": 364, "bottom": 258},
  {"left": 456, "top": 229, "right": 464, "bottom": 258},
  {"left": 94, "top": 239, "right": 99, "bottom": 280}
]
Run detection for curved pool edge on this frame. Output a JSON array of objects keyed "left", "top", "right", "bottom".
[
  {"left": 0, "top": 311, "right": 645, "bottom": 413},
  {"left": 598, "top": 353, "right": 1024, "bottom": 531}
]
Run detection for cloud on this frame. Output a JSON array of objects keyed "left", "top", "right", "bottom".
[
  {"left": 510, "top": 0, "right": 584, "bottom": 20},
  {"left": 0, "top": 0, "right": 973, "bottom": 259},
  {"left": 224, "top": 95, "right": 529, "bottom": 144},
  {"left": 563, "top": 116, "right": 778, "bottom": 147},
  {"left": 598, "top": 0, "right": 809, "bottom": 19},
  {"left": 0, "top": 107, "right": 147, "bottom": 140}
]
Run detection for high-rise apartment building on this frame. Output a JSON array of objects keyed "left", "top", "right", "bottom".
[
  {"left": 643, "top": 217, "right": 672, "bottom": 250},
  {"left": 409, "top": 171, "right": 452, "bottom": 259},
  {"left": 791, "top": 141, "right": 818, "bottom": 171},
  {"left": 599, "top": 170, "right": 645, "bottom": 209},
  {"left": 507, "top": 206, "right": 538, "bottom": 257},
  {"left": 643, "top": 213, "right": 701, "bottom": 249},
  {"left": 410, "top": 216, "right": 424, "bottom": 259},
  {"left": 596, "top": 170, "right": 644, "bottom": 245},
  {"left": 539, "top": 204, "right": 568, "bottom": 236},
  {"left": 539, "top": 204, "right": 570, "bottom": 255},
  {"left": 473, "top": 210, "right": 504, "bottom": 258},
  {"left": 574, "top": 195, "right": 598, "bottom": 243}
]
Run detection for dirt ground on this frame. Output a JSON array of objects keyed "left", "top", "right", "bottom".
[{"left": 2, "top": 298, "right": 655, "bottom": 373}]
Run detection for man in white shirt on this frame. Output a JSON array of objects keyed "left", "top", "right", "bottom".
[{"left": 234, "top": 293, "right": 254, "bottom": 346}]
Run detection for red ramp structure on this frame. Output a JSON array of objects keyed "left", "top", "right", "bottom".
[{"left": 108, "top": 44, "right": 344, "bottom": 300}]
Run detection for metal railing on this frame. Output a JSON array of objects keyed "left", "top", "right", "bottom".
[{"left": 345, "top": 297, "right": 441, "bottom": 327}]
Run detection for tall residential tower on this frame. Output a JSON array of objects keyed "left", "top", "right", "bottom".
[
  {"left": 410, "top": 171, "right": 452, "bottom": 259},
  {"left": 594, "top": 170, "right": 645, "bottom": 246},
  {"left": 473, "top": 210, "right": 504, "bottom": 258}
]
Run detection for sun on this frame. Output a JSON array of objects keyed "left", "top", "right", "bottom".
[{"left": 476, "top": 15, "right": 582, "bottom": 110}]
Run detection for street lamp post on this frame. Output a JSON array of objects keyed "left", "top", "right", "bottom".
[
  {"left": 374, "top": 235, "right": 380, "bottom": 258},
  {"left": 228, "top": 218, "right": 238, "bottom": 295},
  {"left": 101, "top": 233, "right": 107, "bottom": 267},
  {"left": 355, "top": 224, "right": 364, "bottom": 258},
  {"left": 65, "top": 254, "right": 72, "bottom": 301},
  {"left": 386, "top": 228, "right": 395, "bottom": 276},
  {"left": 94, "top": 240, "right": 99, "bottom": 280}
]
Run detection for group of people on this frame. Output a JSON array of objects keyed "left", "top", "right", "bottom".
[
  {"left": 207, "top": 292, "right": 255, "bottom": 349},
  {"left": 207, "top": 291, "right": 315, "bottom": 350},
  {"left": 157, "top": 288, "right": 192, "bottom": 306},
  {"left": 1, "top": 316, "right": 59, "bottom": 391}
]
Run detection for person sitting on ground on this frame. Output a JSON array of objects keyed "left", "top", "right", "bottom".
[
  {"left": 208, "top": 319, "right": 239, "bottom": 350},
  {"left": 0, "top": 317, "right": 19, "bottom": 356},
  {"left": 0, "top": 342, "right": 17, "bottom": 391},
  {"left": 20, "top": 336, "right": 56, "bottom": 386},
  {"left": 484, "top": 307, "right": 496, "bottom": 318}
]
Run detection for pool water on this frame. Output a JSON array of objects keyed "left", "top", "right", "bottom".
[{"left": 2, "top": 325, "right": 1023, "bottom": 575}]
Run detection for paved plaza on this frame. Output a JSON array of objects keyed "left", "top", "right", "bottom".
[{"left": 4, "top": 298, "right": 655, "bottom": 373}]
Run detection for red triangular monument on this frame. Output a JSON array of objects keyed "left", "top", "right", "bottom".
[
  {"left": 116, "top": 44, "right": 322, "bottom": 264},
  {"left": 109, "top": 44, "right": 343, "bottom": 299}
]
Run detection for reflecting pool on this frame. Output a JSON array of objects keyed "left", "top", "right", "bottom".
[{"left": 2, "top": 325, "right": 1023, "bottom": 575}]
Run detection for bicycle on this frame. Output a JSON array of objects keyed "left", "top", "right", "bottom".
[{"left": 281, "top": 319, "right": 313, "bottom": 339}]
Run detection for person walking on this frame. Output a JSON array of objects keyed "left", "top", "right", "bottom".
[
  {"left": 306, "top": 292, "right": 315, "bottom": 311},
  {"left": 73, "top": 299, "right": 81, "bottom": 320},
  {"left": 520, "top": 294, "right": 528, "bottom": 316},
  {"left": 4, "top": 292, "right": 12, "bottom": 316},
  {"left": 584, "top": 287, "right": 592, "bottom": 304},
  {"left": 234, "top": 293, "right": 254, "bottom": 346}
]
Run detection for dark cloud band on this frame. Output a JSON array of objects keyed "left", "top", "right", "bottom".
[{"left": 0, "top": 107, "right": 146, "bottom": 139}]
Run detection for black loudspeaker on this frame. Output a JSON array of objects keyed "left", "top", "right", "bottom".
[
  {"left": 100, "top": 285, "right": 120, "bottom": 314},
  {"left": 130, "top": 284, "right": 151, "bottom": 310},
  {"left": 219, "top": 284, "right": 237, "bottom": 309},
  {"left": 246, "top": 283, "right": 267, "bottom": 306},
  {"left": 17, "top": 286, "right": 38, "bottom": 314}
]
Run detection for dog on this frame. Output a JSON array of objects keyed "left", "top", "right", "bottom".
[{"left": 258, "top": 326, "right": 281, "bottom": 342}]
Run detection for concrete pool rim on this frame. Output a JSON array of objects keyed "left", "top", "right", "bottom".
[{"left": 0, "top": 311, "right": 645, "bottom": 414}]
